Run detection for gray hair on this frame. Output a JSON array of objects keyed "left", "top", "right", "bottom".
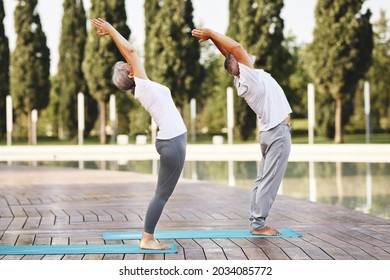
[
  {"left": 224, "top": 53, "right": 239, "bottom": 76},
  {"left": 111, "top": 61, "right": 135, "bottom": 92}
]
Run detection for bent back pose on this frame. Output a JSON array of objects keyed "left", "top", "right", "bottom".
[
  {"left": 92, "top": 18, "right": 187, "bottom": 249},
  {"left": 192, "top": 28, "right": 292, "bottom": 236}
]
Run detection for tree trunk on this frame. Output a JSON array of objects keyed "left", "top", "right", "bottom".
[
  {"left": 99, "top": 100, "right": 106, "bottom": 144},
  {"left": 334, "top": 96, "right": 343, "bottom": 143}
]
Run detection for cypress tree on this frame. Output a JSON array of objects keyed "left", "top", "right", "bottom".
[
  {"left": 305, "top": 0, "right": 373, "bottom": 142},
  {"left": 226, "top": 0, "right": 291, "bottom": 140},
  {"left": 10, "top": 0, "right": 50, "bottom": 144},
  {"left": 83, "top": 0, "right": 130, "bottom": 144},
  {"left": 57, "top": 0, "right": 97, "bottom": 140},
  {"left": 144, "top": 0, "right": 161, "bottom": 75},
  {"left": 0, "top": 0, "right": 9, "bottom": 138},
  {"left": 366, "top": 10, "right": 390, "bottom": 133},
  {"left": 145, "top": 0, "right": 202, "bottom": 117}
]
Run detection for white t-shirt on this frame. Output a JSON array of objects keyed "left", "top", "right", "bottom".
[
  {"left": 234, "top": 63, "right": 292, "bottom": 131},
  {"left": 134, "top": 77, "right": 187, "bottom": 139}
]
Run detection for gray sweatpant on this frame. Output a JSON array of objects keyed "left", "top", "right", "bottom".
[
  {"left": 144, "top": 132, "right": 187, "bottom": 234},
  {"left": 250, "top": 123, "right": 291, "bottom": 230}
]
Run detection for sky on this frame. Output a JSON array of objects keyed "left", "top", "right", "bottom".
[{"left": 3, "top": 0, "right": 390, "bottom": 75}]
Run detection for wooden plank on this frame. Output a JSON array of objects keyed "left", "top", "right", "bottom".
[
  {"left": 282, "top": 247, "right": 311, "bottom": 260},
  {"left": 242, "top": 247, "right": 269, "bottom": 260},
  {"left": 122, "top": 239, "right": 144, "bottom": 260},
  {"left": 16, "top": 234, "right": 35, "bottom": 245},
  {"left": 0, "top": 198, "right": 13, "bottom": 218},
  {"left": 104, "top": 209, "right": 128, "bottom": 222},
  {"left": 223, "top": 248, "right": 248, "bottom": 260},
  {"left": 0, "top": 217, "right": 12, "bottom": 231},
  {"left": 40, "top": 236, "right": 67, "bottom": 260},
  {"left": 23, "top": 216, "right": 41, "bottom": 229},
  {"left": 37, "top": 209, "right": 56, "bottom": 226},
  {"left": 21, "top": 234, "right": 47, "bottom": 260},
  {"left": 164, "top": 239, "right": 185, "bottom": 260},
  {"left": 51, "top": 209, "right": 69, "bottom": 225},
  {"left": 262, "top": 247, "right": 290, "bottom": 260},
  {"left": 63, "top": 237, "right": 86, "bottom": 260},
  {"left": 103, "top": 239, "right": 124, "bottom": 260},
  {"left": 193, "top": 239, "right": 226, "bottom": 260},
  {"left": 176, "top": 239, "right": 205, "bottom": 260},
  {"left": 320, "top": 247, "right": 354, "bottom": 260},
  {"left": 82, "top": 238, "right": 104, "bottom": 260},
  {"left": 8, "top": 206, "right": 26, "bottom": 217},
  {"left": 65, "top": 209, "right": 84, "bottom": 224},
  {"left": 4, "top": 196, "right": 20, "bottom": 206},
  {"left": 78, "top": 209, "right": 99, "bottom": 222},
  {"left": 1, "top": 165, "right": 390, "bottom": 261},
  {"left": 7, "top": 217, "right": 27, "bottom": 230}
]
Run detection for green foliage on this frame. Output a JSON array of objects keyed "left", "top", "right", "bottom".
[
  {"left": 198, "top": 52, "right": 227, "bottom": 135},
  {"left": 57, "top": 0, "right": 97, "bottom": 140},
  {"left": 286, "top": 38, "right": 310, "bottom": 118},
  {"left": 10, "top": 0, "right": 50, "bottom": 143},
  {"left": 144, "top": 0, "right": 203, "bottom": 115},
  {"left": 83, "top": 0, "right": 130, "bottom": 143},
  {"left": 305, "top": 0, "right": 373, "bottom": 141},
  {"left": 0, "top": 0, "right": 10, "bottom": 138},
  {"left": 365, "top": 10, "right": 390, "bottom": 132}
]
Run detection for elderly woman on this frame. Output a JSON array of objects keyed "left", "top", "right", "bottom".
[{"left": 91, "top": 18, "right": 187, "bottom": 250}]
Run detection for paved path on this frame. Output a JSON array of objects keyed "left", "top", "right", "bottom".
[{"left": 1, "top": 164, "right": 389, "bottom": 260}]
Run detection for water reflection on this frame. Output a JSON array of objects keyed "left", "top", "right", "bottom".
[{"left": 4, "top": 160, "right": 389, "bottom": 220}]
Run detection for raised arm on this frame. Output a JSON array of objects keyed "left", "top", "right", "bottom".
[
  {"left": 91, "top": 18, "right": 147, "bottom": 79},
  {"left": 191, "top": 28, "right": 254, "bottom": 68}
]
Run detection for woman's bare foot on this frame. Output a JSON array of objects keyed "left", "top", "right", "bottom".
[
  {"left": 139, "top": 232, "right": 170, "bottom": 250},
  {"left": 250, "top": 226, "right": 280, "bottom": 236}
]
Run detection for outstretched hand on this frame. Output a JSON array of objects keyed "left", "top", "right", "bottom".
[
  {"left": 191, "top": 28, "right": 211, "bottom": 42},
  {"left": 91, "top": 18, "right": 112, "bottom": 36}
]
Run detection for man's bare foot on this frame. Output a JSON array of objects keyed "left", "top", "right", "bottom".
[
  {"left": 140, "top": 232, "right": 170, "bottom": 250},
  {"left": 250, "top": 226, "right": 280, "bottom": 236}
]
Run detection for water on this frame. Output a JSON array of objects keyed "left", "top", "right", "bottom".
[{"left": 3, "top": 160, "right": 390, "bottom": 220}]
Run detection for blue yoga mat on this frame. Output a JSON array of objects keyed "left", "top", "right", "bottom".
[
  {"left": 102, "top": 228, "right": 301, "bottom": 241},
  {"left": 0, "top": 243, "right": 177, "bottom": 255}
]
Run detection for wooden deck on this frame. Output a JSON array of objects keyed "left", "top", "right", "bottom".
[{"left": 1, "top": 164, "right": 390, "bottom": 260}]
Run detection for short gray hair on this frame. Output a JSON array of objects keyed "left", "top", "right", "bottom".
[
  {"left": 111, "top": 61, "right": 135, "bottom": 92},
  {"left": 224, "top": 53, "right": 239, "bottom": 76}
]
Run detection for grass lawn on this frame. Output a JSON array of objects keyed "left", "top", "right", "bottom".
[{"left": 1, "top": 119, "right": 389, "bottom": 145}]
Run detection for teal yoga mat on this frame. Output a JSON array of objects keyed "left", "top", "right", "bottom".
[
  {"left": 102, "top": 228, "right": 301, "bottom": 241},
  {"left": 0, "top": 243, "right": 177, "bottom": 255}
]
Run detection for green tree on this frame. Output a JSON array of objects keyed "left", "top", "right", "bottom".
[
  {"left": 286, "top": 34, "right": 310, "bottom": 118},
  {"left": 144, "top": 0, "right": 161, "bottom": 75},
  {"left": 144, "top": 0, "right": 203, "bottom": 122},
  {"left": 83, "top": 0, "right": 130, "bottom": 144},
  {"left": 198, "top": 44, "right": 227, "bottom": 136},
  {"left": 57, "top": 0, "right": 97, "bottom": 140},
  {"left": 226, "top": 0, "right": 292, "bottom": 140},
  {"left": 0, "top": 0, "right": 10, "bottom": 138},
  {"left": 366, "top": 10, "right": 390, "bottom": 133},
  {"left": 10, "top": 0, "right": 50, "bottom": 144},
  {"left": 305, "top": 0, "right": 373, "bottom": 142}
]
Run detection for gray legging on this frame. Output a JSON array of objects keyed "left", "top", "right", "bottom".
[{"left": 143, "top": 132, "right": 187, "bottom": 234}]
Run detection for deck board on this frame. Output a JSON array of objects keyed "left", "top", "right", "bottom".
[{"left": 0, "top": 164, "right": 389, "bottom": 260}]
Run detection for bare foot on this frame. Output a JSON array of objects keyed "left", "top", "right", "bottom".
[
  {"left": 140, "top": 232, "right": 170, "bottom": 250},
  {"left": 250, "top": 226, "right": 280, "bottom": 236}
]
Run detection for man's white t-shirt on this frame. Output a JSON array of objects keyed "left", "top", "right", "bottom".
[
  {"left": 134, "top": 77, "right": 187, "bottom": 139},
  {"left": 234, "top": 63, "right": 292, "bottom": 131}
]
